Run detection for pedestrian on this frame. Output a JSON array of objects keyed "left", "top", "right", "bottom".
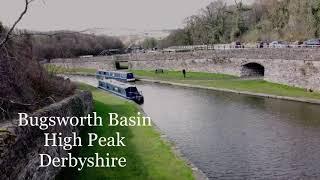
[{"left": 182, "top": 69, "right": 186, "bottom": 78}]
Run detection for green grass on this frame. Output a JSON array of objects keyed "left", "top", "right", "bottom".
[
  {"left": 132, "top": 70, "right": 238, "bottom": 80},
  {"left": 132, "top": 70, "right": 320, "bottom": 100},
  {"left": 56, "top": 84, "right": 194, "bottom": 180},
  {"left": 182, "top": 79, "right": 320, "bottom": 100},
  {"left": 45, "top": 64, "right": 96, "bottom": 74}
]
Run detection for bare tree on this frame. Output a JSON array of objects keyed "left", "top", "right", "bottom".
[
  {"left": 0, "top": 0, "right": 35, "bottom": 47},
  {"left": 0, "top": 0, "right": 76, "bottom": 121}
]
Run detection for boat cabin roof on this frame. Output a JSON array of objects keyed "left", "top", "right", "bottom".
[
  {"left": 97, "top": 70, "right": 132, "bottom": 75},
  {"left": 101, "top": 79, "right": 137, "bottom": 89}
]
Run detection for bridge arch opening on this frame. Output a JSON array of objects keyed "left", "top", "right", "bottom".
[
  {"left": 241, "top": 63, "right": 265, "bottom": 77},
  {"left": 115, "top": 61, "right": 129, "bottom": 70}
]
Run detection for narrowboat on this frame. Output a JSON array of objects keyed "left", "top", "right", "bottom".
[
  {"left": 97, "top": 79, "right": 144, "bottom": 104},
  {"left": 96, "top": 70, "right": 135, "bottom": 82}
]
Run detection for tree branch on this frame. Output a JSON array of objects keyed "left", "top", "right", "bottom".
[
  {"left": 5, "top": 28, "right": 96, "bottom": 41},
  {"left": 0, "top": 96, "right": 56, "bottom": 109},
  {"left": 0, "top": 0, "right": 35, "bottom": 47}
]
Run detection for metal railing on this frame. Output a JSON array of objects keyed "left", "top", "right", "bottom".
[{"left": 162, "top": 44, "right": 320, "bottom": 52}]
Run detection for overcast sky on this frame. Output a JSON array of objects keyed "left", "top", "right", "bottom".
[{"left": 0, "top": 0, "right": 253, "bottom": 34}]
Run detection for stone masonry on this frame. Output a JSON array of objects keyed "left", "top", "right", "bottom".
[
  {"left": 0, "top": 91, "right": 93, "bottom": 180},
  {"left": 50, "top": 48, "right": 320, "bottom": 91}
]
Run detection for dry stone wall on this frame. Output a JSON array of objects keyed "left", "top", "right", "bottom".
[
  {"left": 51, "top": 56, "right": 116, "bottom": 70},
  {"left": 127, "top": 49, "right": 320, "bottom": 61},
  {"left": 0, "top": 91, "right": 93, "bottom": 180}
]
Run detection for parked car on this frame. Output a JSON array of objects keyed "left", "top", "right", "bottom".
[
  {"left": 256, "top": 41, "right": 269, "bottom": 48},
  {"left": 303, "top": 39, "right": 320, "bottom": 47},
  {"left": 231, "top": 41, "right": 243, "bottom": 48},
  {"left": 292, "top": 41, "right": 303, "bottom": 45},
  {"left": 269, "top": 41, "right": 289, "bottom": 48}
]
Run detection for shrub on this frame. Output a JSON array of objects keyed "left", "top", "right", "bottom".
[{"left": 0, "top": 24, "right": 76, "bottom": 121}]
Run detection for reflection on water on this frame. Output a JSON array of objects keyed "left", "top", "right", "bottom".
[
  {"left": 136, "top": 82, "right": 320, "bottom": 180},
  {"left": 67, "top": 75, "right": 320, "bottom": 179}
]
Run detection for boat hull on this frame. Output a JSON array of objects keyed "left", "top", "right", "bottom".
[{"left": 98, "top": 84, "right": 144, "bottom": 104}]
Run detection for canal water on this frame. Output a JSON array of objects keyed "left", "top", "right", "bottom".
[{"left": 68, "top": 75, "right": 320, "bottom": 179}]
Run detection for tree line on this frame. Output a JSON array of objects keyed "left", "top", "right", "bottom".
[
  {"left": 30, "top": 31, "right": 124, "bottom": 60},
  {"left": 157, "top": 0, "right": 320, "bottom": 48},
  {"left": 0, "top": 0, "right": 122, "bottom": 120},
  {"left": 0, "top": 22, "right": 77, "bottom": 120}
]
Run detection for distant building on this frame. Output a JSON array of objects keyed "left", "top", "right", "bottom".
[
  {"left": 99, "top": 49, "right": 123, "bottom": 56},
  {"left": 126, "top": 45, "right": 144, "bottom": 53},
  {"left": 79, "top": 55, "right": 94, "bottom": 58}
]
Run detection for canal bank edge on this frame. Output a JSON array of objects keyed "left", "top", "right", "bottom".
[
  {"left": 136, "top": 105, "right": 209, "bottom": 180},
  {"left": 63, "top": 83, "right": 201, "bottom": 179},
  {"left": 60, "top": 72, "right": 320, "bottom": 105},
  {"left": 140, "top": 79, "right": 320, "bottom": 105},
  {"left": 58, "top": 76, "right": 208, "bottom": 179},
  {"left": 82, "top": 84, "right": 209, "bottom": 180}
]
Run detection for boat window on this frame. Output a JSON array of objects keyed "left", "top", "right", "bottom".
[
  {"left": 127, "top": 73, "right": 134, "bottom": 79},
  {"left": 126, "top": 87, "right": 138, "bottom": 92},
  {"left": 104, "top": 72, "right": 106, "bottom": 75},
  {"left": 125, "top": 87, "right": 138, "bottom": 97}
]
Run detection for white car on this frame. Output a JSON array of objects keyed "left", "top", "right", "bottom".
[{"left": 269, "top": 41, "right": 289, "bottom": 48}]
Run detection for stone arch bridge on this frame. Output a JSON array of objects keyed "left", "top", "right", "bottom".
[{"left": 50, "top": 49, "right": 320, "bottom": 91}]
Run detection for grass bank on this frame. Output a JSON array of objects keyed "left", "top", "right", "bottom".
[
  {"left": 57, "top": 84, "right": 194, "bottom": 180},
  {"left": 132, "top": 70, "right": 320, "bottom": 100},
  {"left": 132, "top": 70, "right": 237, "bottom": 80}
]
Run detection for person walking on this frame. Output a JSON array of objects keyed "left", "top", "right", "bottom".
[{"left": 182, "top": 69, "right": 186, "bottom": 78}]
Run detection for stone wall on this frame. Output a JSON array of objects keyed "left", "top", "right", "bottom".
[
  {"left": 51, "top": 56, "right": 116, "bottom": 70},
  {"left": 126, "top": 48, "right": 320, "bottom": 61},
  {"left": 0, "top": 91, "right": 93, "bottom": 180},
  {"left": 49, "top": 48, "right": 320, "bottom": 91},
  {"left": 130, "top": 58, "right": 320, "bottom": 90}
]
